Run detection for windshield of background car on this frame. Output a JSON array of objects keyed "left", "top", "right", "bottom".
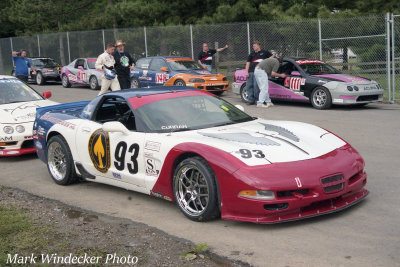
[
  {"left": 87, "top": 59, "right": 96, "bottom": 69},
  {"left": 0, "top": 79, "right": 43, "bottom": 105},
  {"left": 168, "top": 60, "right": 203, "bottom": 71},
  {"left": 299, "top": 63, "right": 341, "bottom": 75},
  {"left": 32, "top": 58, "right": 59, "bottom": 68},
  {"left": 135, "top": 94, "right": 254, "bottom": 133}
]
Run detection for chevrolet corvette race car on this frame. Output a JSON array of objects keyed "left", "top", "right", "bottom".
[
  {"left": 33, "top": 87, "right": 368, "bottom": 223},
  {"left": 60, "top": 58, "right": 102, "bottom": 90},
  {"left": 0, "top": 76, "right": 56, "bottom": 156},
  {"left": 130, "top": 56, "right": 229, "bottom": 95},
  {"left": 232, "top": 58, "right": 384, "bottom": 109},
  {"left": 12, "top": 57, "right": 62, "bottom": 85}
]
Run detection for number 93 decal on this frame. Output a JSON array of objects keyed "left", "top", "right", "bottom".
[
  {"left": 238, "top": 149, "right": 265, "bottom": 159},
  {"left": 114, "top": 141, "right": 140, "bottom": 174}
]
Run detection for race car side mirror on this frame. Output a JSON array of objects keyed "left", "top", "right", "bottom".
[
  {"left": 291, "top": 71, "right": 301, "bottom": 76},
  {"left": 203, "top": 66, "right": 207, "bottom": 69},
  {"left": 160, "top": 67, "right": 168, "bottom": 72},
  {"left": 42, "top": 91, "right": 52, "bottom": 99},
  {"left": 235, "top": 105, "right": 244, "bottom": 111},
  {"left": 102, "top": 121, "right": 130, "bottom": 135}
]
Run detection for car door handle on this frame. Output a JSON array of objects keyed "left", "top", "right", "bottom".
[{"left": 81, "top": 127, "right": 91, "bottom": 133}]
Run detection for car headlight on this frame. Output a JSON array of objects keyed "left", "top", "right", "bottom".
[
  {"left": 16, "top": 125, "right": 25, "bottom": 133},
  {"left": 239, "top": 190, "right": 275, "bottom": 200},
  {"left": 3, "top": 126, "right": 14, "bottom": 134},
  {"left": 353, "top": 86, "right": 359, "bottom": 91},
  {"left": 189, "top": 78, "right": 205, "bottom": 83},
  {"left": 347, "top": 86, "right": 353, "bottom": 91}
]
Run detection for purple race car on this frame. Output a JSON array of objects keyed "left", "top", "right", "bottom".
[
  {"left": 232, "top": 57, "right": 384, "bottom": 109},
  {"left": 60, "top": 58, "right": 102, "bottom": 90}
]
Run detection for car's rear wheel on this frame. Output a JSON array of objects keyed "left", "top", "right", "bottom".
[
  {"left": 36, "top": 72, "right": 45, "bottom": 85},
  {"left": 311, "top": 87, "right": 332, "bottom": 109},
  {"left": 173, "top": 157, "right": 220, "bottom": 222},
  {"left": 62, "top": 74, "right": 71, "bottom": 88},
  {"left": 89, "top": 76, "right": 99, "bottom": 90},
  {"left": 47, "top": 135, "right": 77, "bottom": 185},
  {"left": 240, "top": 83, "right": 249, "bottom": 102},
  {"left": 130, "top": 77, "right": 140, "bottom": 88},
  {"left": 174, "top": 79, "right": 186, "bottom": 86}
]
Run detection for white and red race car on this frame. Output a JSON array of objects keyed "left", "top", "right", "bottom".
[
  {"left": 33, "top": 87, "right": 368, "bottom": 223},
  {"left": 0, "top": 76, "right": 57, "bottom": 156}
]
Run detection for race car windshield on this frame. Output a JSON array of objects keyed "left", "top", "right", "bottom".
[
  {"left": 0, "top": 79, "right": 43, "bottom": 105},
  {"left": 135, "top": 95, "right": 254, "bottom": 133},
  {"left": 169, "top": 61, "right": 203, "bottom": 71},
  {"left": 299, "top": 63, "right": 341, "bottom": 75},
  {"left": 87, "top": 60, "right": 96, "bottom": 69},
  {"left": 32, "top": 58, "right": 59, "bottom": 68}
]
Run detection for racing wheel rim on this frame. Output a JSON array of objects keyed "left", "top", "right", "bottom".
[
  {"left": 174, "top": 80, "right": 185, "bottom": 86},
  {"left": 62, "top": 75, "right": 69, "bottom": 87},
  {"left": 241, "top": 84, "right": 249, "bottom": 102},
  {"left": 175, "top": 165, "right": 209, "bottom": 216},
  {"left": 36, "top": 73, "right": 42, "bottom": 84},
  {"left": 48, "top": 141, "right": 67, "bottom": 181},
  {"left": 90, "top": 76, "right": 97, "bottom": 89},
  {"left": 313, "top": 88, "right": 328, "bottom": 107}
]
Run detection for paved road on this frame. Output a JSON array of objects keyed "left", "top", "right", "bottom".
[{"left": 2, "top": 83, "right": 400, "bottom": 267}]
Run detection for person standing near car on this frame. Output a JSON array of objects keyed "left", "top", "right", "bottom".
[
  {"left": 112, "top": 40, "right": 135, "bottom": 89},
  {"left": 198, "top": 43, "right": 228, "bottom": 72},
  {"left": 254, "top": 57, "right": 286, "bottom": 108},
  {"left": 245, "top": 41, "right": 273, "bottom": 105},
  {"left": 95, "top": 44, "right": 120, "bottom": 96},
  {"left": 12, "top": 50, "right": 36, "bottom": 82}
]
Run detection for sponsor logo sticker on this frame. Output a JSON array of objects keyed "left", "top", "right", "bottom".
[
  {"left": 88, "top": 129, "right": 111, "bottom": 173},
  {"left": 144, "top": 141, "right": 161, "bottom": 152},
  {"left": 145, "top": 158, "right": 160, "bottom": 176}
]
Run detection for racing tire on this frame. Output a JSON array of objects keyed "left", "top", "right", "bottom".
[
  {"left": 89, "top": 76, "right": 99, "bottom": 90},
  {"left": 174, "top": 79, "right": 186, "bottom": 86},
  {"left": 240, "top": 83, "right": 249, "bottom": 102},
  {"left": 130, "top": 77, "right": 140, "bottom": 88},
  {"left": 310, "top": 87, "right": 332, "bottom": 110},
  {"left": 213, "top": 91, "right": 224, "bottom": 96},
  {"left": 36, "top": 72, "right": 46, "bottom": 85},
  {"left": 62, "top": 74, "right": 71, "bottom": 88},
  {"left": 47, "top": 135, "right": 77, "bottom": 185},
  {"left": 173, "top": 157, "right": 220, "bottom": 222}
]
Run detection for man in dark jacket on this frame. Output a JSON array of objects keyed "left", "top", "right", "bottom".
[{"left": 112, "top": 40, "right": 135, "bottom": 89}]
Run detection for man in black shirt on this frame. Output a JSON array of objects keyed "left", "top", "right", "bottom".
[
  {"left": 198, "top": 43, "right": 228, "bottom": 72},
  {"left": 245, "top": 41, "right": 273, "bottom": 104},
  {"left": 112, "top": 40, "right": 136, "bottom": 89}
]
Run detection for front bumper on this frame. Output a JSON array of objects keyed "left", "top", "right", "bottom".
[
  {"left": 232, "top": 82, "right": 243, "bottom": 95},
  {"left": 187, "top": 82, "right": 229, "bottom": 92},
  {"left": 219, "top": 144, "right": 368, "bottom": 223},
  {"left": 331, "top": 89, "right": 384, "bottom": 105},
  {"left": 0, "top": 132, "right": 36, "bottom": 157}
]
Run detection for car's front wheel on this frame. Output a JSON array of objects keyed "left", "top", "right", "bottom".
[
  {"left": 174, "top": 79, "right": 186, "bottom": 86},
  {"left": 173, "top": 157, "right": 220, "bottom": 222},
  {"left": 62, "top": 74, "right": 71, "bottom": 88},
  {"left": 130, "top": 77, "right": 140, "bottom": 88},
  {"left": 311, "top": 87, "right": 332, "bottom": 109},
  {"left": 47, "top": 135, "right": 77, "bottom": 185},
  {"left": 36, "top": 72, "right": 45, "bottom": 85},
  {"left": 240, "top": 83, "right": 249, "bottom": 102},
  {"left": 89, "top": 76, "right": 99, "bottom": 90}
]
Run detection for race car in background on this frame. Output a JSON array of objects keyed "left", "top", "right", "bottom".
[
  {"left": 232, "top": 58, "right": 384, "bottom": 109},
  {"left": 130, "top": 56, "right": 229, "bottom": 95},
  {"left": 60, "top": 58, "right": 102, "bottom": 90},
  {"left": 11, "top": 57, "right": 62, "bottom": 85},
  {"left": 33, "top": 87, "right": 368, "bottom": 223},
  {"left": 0, "top": 76, "right": 56, "bottom": 156}
]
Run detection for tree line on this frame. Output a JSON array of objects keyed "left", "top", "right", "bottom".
[{"left": 1, "top": 0, "right": 399, "bottom": 38}]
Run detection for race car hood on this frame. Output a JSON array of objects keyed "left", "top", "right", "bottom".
[
  {"left": 173, "top": 69, "right": 216, "bottom": 76},
  {"left": 312, "top": 74, "right": 371, "bottom": 83},
  {"left": 0, "top": 100, "right": 57, "bottom": 124},
  {"left": 174, "top": 119, "right": 346, "bottom": 166}
]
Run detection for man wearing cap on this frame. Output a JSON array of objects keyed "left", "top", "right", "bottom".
[
  {"left": 112, "top": 40, "right": 136, "bottom": 89},
  {"left": 95, "top": 44, "right": 120, "bottom": 96}
]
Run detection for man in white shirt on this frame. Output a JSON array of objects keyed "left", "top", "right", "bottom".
[{"left": 95, "top": 44, "right": 121, "bottom": 95}]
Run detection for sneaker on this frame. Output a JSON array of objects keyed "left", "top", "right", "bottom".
[
  {"left": 266, "top": 102, "right": 274, "bottom": 107},
  {"left": 256, "top": 103, "right": 269, "bottom": 108}
]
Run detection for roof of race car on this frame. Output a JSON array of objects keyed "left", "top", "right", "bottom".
[{"left": 104, "top": 86, "right": 200, "bottom": 99}]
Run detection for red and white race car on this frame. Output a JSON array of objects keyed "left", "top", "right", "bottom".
[{"left": 33, "top": 87, "right": 368, "bottom": 223}]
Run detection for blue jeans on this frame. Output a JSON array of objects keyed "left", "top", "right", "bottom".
[
  {"left": 254, "top": 68, "right": 271, "bottom": 104},
  {"left": 246, "top": 72, "right": 259, "bottom": 103}
]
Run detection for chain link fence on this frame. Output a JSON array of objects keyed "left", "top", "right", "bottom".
[{"left": 0, "top": 14, "right": 398, "bottom": 101}]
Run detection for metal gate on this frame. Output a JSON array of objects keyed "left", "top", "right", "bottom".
[{"left": 391, "top": 14, "right": 400, "bottom": 101}]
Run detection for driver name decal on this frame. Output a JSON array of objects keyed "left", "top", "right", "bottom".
[{"left": 88, "top": 129, "right": 111, "bottom": 173}]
